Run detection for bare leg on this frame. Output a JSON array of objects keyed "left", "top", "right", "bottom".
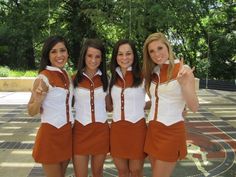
[
  {"left": 129, "top": 159, "right": 144, "bottom": 177},
  {"left": 91, "top": 154, "right": 107, "bottom": 177},
  {"left": 73, "top": 155, "right": 89, "bottom": 177},
  {"left": 42, "top": 163, "right": 63, "bottom": 177},
  {"left": 151, "top": 159, "right": 176, "bottom": 177},
  {"left": 113, "top": 157, "right": 130, "bottom": 177},
  {"left": 148, "top": 156, "right": 155, "bottom": 171},
  {"left": 61, "top": 159, "right": 70, "bottom": 176}
]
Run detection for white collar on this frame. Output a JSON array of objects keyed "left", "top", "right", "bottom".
[
  {"left": 115, "top": 66, "right": 132, "bottom": 78},
  {"left": 83, "top": 69, "right": 102, "bottom": 78},
  {"left": 152, "top": 59, "right": 180, "bottom": 74},
  {"left": 46, "top": 66, "right": 63, "bottom": 73}
]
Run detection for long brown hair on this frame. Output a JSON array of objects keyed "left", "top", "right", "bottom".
[
  {"left": 39, "top": 35, "right": 69, "bottom": 73},
  {"left": 73, "top": 38, "right": 108, "bottom": 92},
  {"left": 109, "top": 39, "right": 142, "bottom": 91},
  {"left": 142, "top": 32, "right": 176, "bottom": 95}
]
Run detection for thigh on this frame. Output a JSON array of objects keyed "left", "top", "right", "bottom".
[
  {"left": 91, "top": 154, "right": 106, "bottom": 170},
  {"left": 129, "top": 159, "right": 144, "bottom": 177},
  {"left": 73, "top": 155, "right": 89, "bottom": 177},
  {"left": 91, "top": 154, "right": 107, "bottom": 176},
  {"left": 42, "top": 163, "right": 63, "bottom": 177},
  {"left": 129, "top": 159, "right": 144, "bottom": 171},
  {"left": 152, "top": 159, "right": 176, "bottom": 177},
  {"left": 113, "top": 157, "right": 129, "bottom": 171},
  {"left": 61, "top": 159, "right": 71, "bottom": 175}
]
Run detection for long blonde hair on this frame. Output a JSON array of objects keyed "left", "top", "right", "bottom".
[{"left": 142, "top": 32, "right": 176, "bottom": 95}]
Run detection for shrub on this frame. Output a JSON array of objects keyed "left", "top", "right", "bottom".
[
  {"left": 0, "top": 66, "right": 10, "bottom": 77},
  {"left": 24, "top": 71, "right": 37, "bottom": 77}
]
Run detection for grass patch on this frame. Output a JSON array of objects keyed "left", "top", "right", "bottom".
[
  {"left": 0, "top": 66, "right": 37, "bottom": 77},
  {"left": 9, "top": 70, "right": 37, "bottom": 77},
  {"left": 8, "top": 70, "right": 26, "bottom": 77},
  {"left": 0, "top": 66, "right": 10, "bottom": 77}
]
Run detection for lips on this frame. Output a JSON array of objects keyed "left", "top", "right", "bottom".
[{"left": 56, "top": 59, "right": 64, "bottom": 63}]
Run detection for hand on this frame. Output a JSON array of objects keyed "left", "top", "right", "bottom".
[
  {"left": 177, "top": 58, "right": 195, "bottom": 86},
  {"left": 32, "top": 79, "right": 47, "bottom": 104}
]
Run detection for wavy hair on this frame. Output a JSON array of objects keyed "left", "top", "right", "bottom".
[{"left": 142, "top": 32, "right": 176, "bottom": 95}]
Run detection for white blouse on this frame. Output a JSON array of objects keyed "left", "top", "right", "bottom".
[
  {"left": 111, "top": 67, "right": 146, "bottom": 123},
  {"left": 39, "top": 66, "right": 73, "bottom": 128},
  {"left": 73, "top": 70, "right": 108, "bottom": 126}
]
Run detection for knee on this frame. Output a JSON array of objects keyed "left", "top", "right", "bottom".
[
  {"left": 129, "top": 166, "right": 142, "bottom": 177},
  {"left": 91, "top": 168, "right": 103, "bottom": 177}
]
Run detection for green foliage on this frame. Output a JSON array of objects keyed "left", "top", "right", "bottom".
[
  {"left": 8, "top": 70, "right": 37, "bottom": 77},
  {"left": 0, "top": 0, "right": 235, "bottom": 80},
  {"left": 0, "top": 66, "right": 10, "bottom": 77},
  {"left": 23, "top": 71, "right": 38, "bottom": 77}
]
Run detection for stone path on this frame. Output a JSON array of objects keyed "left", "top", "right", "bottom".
[{"left": 0, "top": 89, "right": 235, "bottom": 177}]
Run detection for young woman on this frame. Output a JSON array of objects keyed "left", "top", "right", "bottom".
[
  {"left": 142, "top": 32, "right": 199, "bottom": 177},
  {"left": 28, "top": 35, "right": 73, "bottom": 177},
  {"left": 72, "top": 39, "right": 109, "bottom": 177},
  {"left": 109, "top": 39, "right": 147, "bottom": 177}
]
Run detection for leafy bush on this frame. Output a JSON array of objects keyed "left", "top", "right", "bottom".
[
  {"left": 24, "top": 71, "right": 38, "bottom": 77},
  {"left": 8, "top": 70, "right": 37, "bottom": 77},
  {"left": 8, "top": 70, "right": 25, "bottom": 77},
  {"left": 0, "top": 66, "right": 10, "bottom": 77},
  {"left": 0, "top": 69, "right": 37, "bottom": 77}
]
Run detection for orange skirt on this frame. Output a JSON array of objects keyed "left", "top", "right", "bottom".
[
  {"left": 110, "top": 118, "right": 147, "bottom": 160},
  {"left": 73, "top": 121, "right": 110, "bottom": 155},
  {"left": 32, "top": 123, "right": 72, "bottom": 164},
  {"left": 144, "top": 120, "right": 187, "bottom": 162}
]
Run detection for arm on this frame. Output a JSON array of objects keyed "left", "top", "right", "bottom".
[
  {"left": 27, "top": 79, "right": 48, "bottom": 116},
  {"left": 177, "top": 59, "right": 199, "bottom": 112}
]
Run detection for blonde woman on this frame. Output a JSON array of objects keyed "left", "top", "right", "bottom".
[{"left": 142, "top": 32, "right": 199, "bottom": 177}]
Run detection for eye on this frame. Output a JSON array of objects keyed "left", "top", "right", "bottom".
[
  {"left": 157, "top": 46, "right": 163, "bottom": 50},
  {"left": 50, "top": 50, "right": 56, "bottom": 54},
  {"left": 95, "top": 55, "right": 101, "bottom": 59},
  {"left": 60, "top": 48, "right": 67, "bottom": 52},
  {"left": 126, "top": 52, "right": 132, "bottom": 56},
  {"left": 149, "top": 49, "right": 154, "bottom": 54},
  {"left": 86, "top": 54, "right": 92, "bottom": 58}
]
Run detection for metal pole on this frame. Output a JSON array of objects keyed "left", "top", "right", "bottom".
[{"left": 206, "top": 32, "right": 210, "bottom": 89}]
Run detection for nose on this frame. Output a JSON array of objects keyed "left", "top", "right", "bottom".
[
  {"left": 122, "top": 54, "right": 128, "bottom": 60},
  {"left": 90, "top": 57, "right": 96, "bottom": 63},
  {"left": 56, "top": 51, "right": 63, "bottom": 57},
  {"left": 153, "top": 51, "right": 161, "bottom": 60},
  {"left": 154, "top": 51, "right": 160, "bottom": 57}
]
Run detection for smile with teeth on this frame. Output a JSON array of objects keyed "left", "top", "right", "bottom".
[
  {"left": 121, "top": 61, "right": 130, "bottom": 64},
  {"left": 56, "top": 59, "right": 64, "bottom": 63}
]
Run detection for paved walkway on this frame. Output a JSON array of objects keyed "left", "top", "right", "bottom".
[{"left": 0, "top": 89, "right": 236, "bottom": 177}]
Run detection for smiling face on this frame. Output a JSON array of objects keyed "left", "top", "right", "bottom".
[
  {"left": 85, "top": 47, "right": 102, "bottom": 74},
  {"left": 148, "top": 40, "right": 169, "bottom": 66},
  {"left": 49, "top": 42, "right": 68, "bottom": 68},
  {"left": 116, "top": 43, "right": 134, "bottom": 74}
]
